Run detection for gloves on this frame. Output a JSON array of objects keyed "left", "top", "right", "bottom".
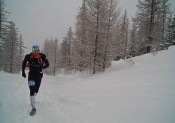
[
  {"left": 42, "top": 65, "right": 47, "bottom": 69},
  {"left": 22, "top": 71, "right": 26, "bottom": 78}
]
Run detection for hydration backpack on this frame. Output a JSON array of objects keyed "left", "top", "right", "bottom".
[{"left": 26, "top": 53, "right": 45, "bottom": 67}]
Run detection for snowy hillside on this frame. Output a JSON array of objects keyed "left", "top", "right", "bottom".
[{"left": 0, "top": 46, "right": 175, "bottom": 123}]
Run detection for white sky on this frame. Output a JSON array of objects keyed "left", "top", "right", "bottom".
[{"left": 5, "top": 0, "right": 175, "bottom": 53}]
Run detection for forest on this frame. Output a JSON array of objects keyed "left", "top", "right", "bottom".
[{"left": 0, "top": 0, "right": 174, "bottom": 75}]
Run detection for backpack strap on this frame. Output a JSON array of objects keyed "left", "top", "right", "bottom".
[
  {"left": 26, "top": 53, "right": 45, "bottom": 67},
  {"left": 37, "top": 54, "right": 45, "bottom": 66},
  {"left": 39, "top": 57, "right": 45, "bottom": 65},
  {"left": 26, "top": 53, "right": 34, "bottom": 67}
]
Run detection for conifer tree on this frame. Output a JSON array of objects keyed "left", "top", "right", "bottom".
[
  {"left": 134, "top": 0, "right": 162, "bottom": 54},
  {"left": 102, "top": 0, "right": 120, "bottom": 71},
  {"left": 17, "top": 34, "right": 26, "bottom": 72},
  {"left": 159, "top": 0, "right": 170, "bottom": 43},
  {"left": 165, "top": 14, "right": 175, "bottom": 47},
  {"left": 130, "top": 18, "right": 138, "bottom": 57},
  {"left": 3, "top": 21, "right": 19, "bottom": 73},
  {"left": 73, "top": 0, "right": 90, "bottom": 72},
  {"left": 60, "top": 27, "right": 74, "bottom": 74},
  {"left": 73, "top": 0, "right": 120, "bottom": 73},
  {"left": 0, "top": 0, "right": 9, "bottom": 70},
  {"left": 86, "top": 0, "right": 106, "bottom": 74},
  {"left": 119, "top": 10, "right": 129, "bottom": 59},
  {"left": 42, "top": 38, "right": 59, "bottom": 75},
  {"left": 53, "top": 38, "right": 58, "bottom": 76}
]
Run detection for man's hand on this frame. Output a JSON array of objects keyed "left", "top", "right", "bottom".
[
  {"left": 22, "top": 71, "right": 26, "bottom": 78},
  {"left": 42, "top": 65, "right": 46, "bottom": 69}
]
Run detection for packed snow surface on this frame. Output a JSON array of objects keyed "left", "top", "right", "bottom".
[{"left": 0, "top": 46, "right": 175, "bottom": 123}]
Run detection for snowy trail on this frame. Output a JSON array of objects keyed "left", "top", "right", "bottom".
[
  {"left": 0, "top": 73, "right": 77, "bottom": 123},
  {"left": 0, "top": 47, "right": 175, "bottom": 123}
]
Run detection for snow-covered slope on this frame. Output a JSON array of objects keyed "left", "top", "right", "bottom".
[{"left": 0, "top": 46, "right": 175, "bottom": 123}]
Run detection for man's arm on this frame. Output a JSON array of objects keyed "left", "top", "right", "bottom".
[
  {"left": 41, "top": 54, "right": 49, "bottom": 69},
  {"left": 43, "top": 59, "right": 49, "bottom": 69},
  {"left": 22, "top": 54, "right": 29, "bottom": 78}
]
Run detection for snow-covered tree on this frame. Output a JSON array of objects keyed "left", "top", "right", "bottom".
[
  {"left": 0, "top": 0, "right": 8, "bottom": 39},
  {"left": 101, "top": 0, "right": 120, "bottom": 71},
  {"left": 134, "top": 0, "right": 162, "bottom": 54},
  {"left": 129, "top": 18, "right": 138, "bottom": 57},
  {"left": 42, "top": 38, "right": 59, "bottom": 75},
  {"left": 153, "top": 0, "right": 171, "bottom": 50},
  {"left": 60, "top": 27, "right": 74, "bottom": 74},
  {"left": 53, "top": 38, "right": 58, "bottom": 76},
  {"left": 171, "top": 15, "right": 175, "bottom": 42},
  {"left": 72, "top": 0, "right": 121, "bottom": 74},
  {"left": 3, "top": 21, "right": 19, "bottom": 73},
  {"left": 83, "top": 0, "right": 121, "bottom": 74},
  {"left": 17, "top": 34, "right": 26, "bottom": 72},
  {"left": 85, "top": 0, "right": 107, "bottom": 74},
  {"left": 165, "top": 14, "right": 175, "bottom": 47},
  {"left": 119, "top": 10, "right": 129, "bottom": 59},
  {"left": 159, "top": 0, "right": 170, "bottom": 42},
  {"left": 73, "top": 0, "right": 90, "bottom": 72},
  {"left": 0, "top": 0, "right": 9, "bottom": 70}
]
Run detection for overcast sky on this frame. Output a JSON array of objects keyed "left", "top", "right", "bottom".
[{"left": 5, "top": 0, "right": 175, "bottom": 53}]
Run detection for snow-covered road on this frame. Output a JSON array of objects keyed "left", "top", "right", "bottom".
[{"left": 0, "top": 47, "right": 175, "bottom": 123}]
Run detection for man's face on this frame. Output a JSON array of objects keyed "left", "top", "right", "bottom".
[
  {"left": 32, "top": 51, "right": 40, "bottom": 58},
  {"left": 32, "top": 48, "right": 40, "bottom": 58}
]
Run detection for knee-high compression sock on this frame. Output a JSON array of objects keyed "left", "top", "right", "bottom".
[
  {"left": 34, "top": 93, "right": 37, "bottom": 97},
  {"left": 30, "top": 95, "right": 36, "bottom": 109}
]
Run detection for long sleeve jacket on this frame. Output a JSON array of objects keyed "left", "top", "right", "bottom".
[{"left": 22, "top": 53, "right": 49, "bottom": 73}]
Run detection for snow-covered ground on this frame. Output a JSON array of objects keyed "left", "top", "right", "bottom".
[{"left": 0, "top": 46, "right": 175, "bottom": 123}]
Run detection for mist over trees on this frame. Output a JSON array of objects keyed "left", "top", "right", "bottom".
[
  {"left": 42, "top": 0, "right": 174, "bottom": 75},
  {"left": 1, "top": 0, "right": 174, "bottom": 75}
]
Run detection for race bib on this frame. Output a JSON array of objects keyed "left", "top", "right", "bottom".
[{"left": 28, "top": 80, "right": 35, "bottom": 87}]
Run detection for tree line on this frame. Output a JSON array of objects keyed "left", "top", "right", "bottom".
[
  {"left": 43, "top": 0, "right": 175, "bottom": 75},
  {"left": 0, "top": 0, "right": 25, "bottom": 74},
  {"left": 0, "top": 0, "right": 174, "bottom": 75}
]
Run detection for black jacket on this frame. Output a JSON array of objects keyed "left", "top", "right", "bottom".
[{"left": 22, "top": 53, "right": 49, "bottom": 73}]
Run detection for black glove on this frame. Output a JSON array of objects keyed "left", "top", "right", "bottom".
[
  {"left": 42, "top": 65, "right": 46, "bottom": 69},
  {"left": 22, "top": 71, "right": 26, "bottom": 78}
]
